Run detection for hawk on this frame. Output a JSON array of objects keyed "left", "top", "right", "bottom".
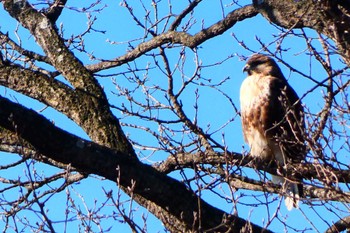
[{"left": 240, "top": 54, "right": 306, "bottom": 210}]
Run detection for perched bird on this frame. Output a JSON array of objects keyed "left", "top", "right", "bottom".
[{"left": 240, "top": 54, "right": 306, "bottom": 210}]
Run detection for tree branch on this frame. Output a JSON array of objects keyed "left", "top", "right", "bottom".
[
  {"left": 0, "top": 96, "right": 271, "bottom": 232},
  {"left": 2, "top": 0, "right": 135, "bottom": 153},
  {"left": 252, "top": 0, "right": 350, "bottom": 66},
  {"left": 0, "top": 31, "right": 51, "bottom": 64},
  {"left": 0, "top": 127, "right": 79, "bottom": 170},
  {"left": 0, "top": 63, "right": 77, "bottom": 115},
  {"left": 46, "top": 0, "right": 68, "bottom": 23},
  {"left": 325, "top": 215, "right": 350, "bottom": 233},
  {"left": 86, "top": 4, "right": 258, "bottom": 73},
  {"left": 3, "top": 0, "right": 100, "bottom": 94},
  {"left": 169, "top": 0, "right": 202, "bottom": 31},
  {"left": 154, "top": 151, "right": 350, "bottom": 202}
]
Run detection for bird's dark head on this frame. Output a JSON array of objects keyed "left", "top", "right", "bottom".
[{"left": 243, "top": 54, "right": 283, "bottom": 78}]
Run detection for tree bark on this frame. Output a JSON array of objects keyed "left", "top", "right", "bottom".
[
  {"left": 2, "top": 0, "right": 133, "bottom": 153},
  {"left": 253, "top": 0, "right": 350, "bottom": 65}
]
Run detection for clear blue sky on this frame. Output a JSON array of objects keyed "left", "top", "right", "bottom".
[{"left": 0, "top": 0, "right": 348, "bottom": 232}]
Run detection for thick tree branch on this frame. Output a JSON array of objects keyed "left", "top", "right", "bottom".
[
  {"left": 0, "top": 63, "right": 77, "bottom": 114},
  {"left": 46, "top": 0, "right": 68, "bottom": 22},
  {"left": 2, "top": 1, "right": 134, "bottom": 153},
  {"left": 0, "top": 63, "right": 130, "bottom": 154},
  {"left": 0, "top": 96, "right": 271, "bottom": 232},
  {"left": 0, "top": 127, "right": 78, "bottom": 170},
  {"left": 253, "top": 0, "right": 350, "bottom": 66},
  {"left": 155, "top": 151, "right": 350, "bottom": 202},
  {"left": 325, "top": 215, "right": 350, "bottom": 233},
  {"left": 2, "top": 1, "right": 100, "bottom": 94},
  {"left": 156, "top": 151, "right": 350, "bottom": 181}
]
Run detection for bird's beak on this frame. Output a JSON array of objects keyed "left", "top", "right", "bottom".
[{"left": 242, "top": 64, "right": 249, "bottom": 73}]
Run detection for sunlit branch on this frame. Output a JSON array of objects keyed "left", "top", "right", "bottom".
[{"left": 86, "top": 5, "right": 258, "bottom": 72}]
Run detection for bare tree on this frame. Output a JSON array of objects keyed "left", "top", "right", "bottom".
[{"left": 0, "top": 0, "right": 350, "bottom": 232}]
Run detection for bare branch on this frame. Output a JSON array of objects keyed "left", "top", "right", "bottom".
[
  {"left": 0, "top": 31, "right": 51, "bottom": 65},
  {"left": 169, "top": 0, "right": 202, "bottom": 31},
  {"left": 86, "top": 4, "right": 258, "bottom": 72}
]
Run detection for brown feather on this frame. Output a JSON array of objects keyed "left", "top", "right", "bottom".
[{"left": 240, "top": 54, "right": 306, "bottom": 210}]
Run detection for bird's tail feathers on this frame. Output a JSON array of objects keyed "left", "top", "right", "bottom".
[{"left": 272, "top": 175, "right": 300, "bottom": 211}]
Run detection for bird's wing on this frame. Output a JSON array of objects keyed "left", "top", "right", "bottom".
[{"left": 263, "top": 76, "right": 306, "bottom": 162}]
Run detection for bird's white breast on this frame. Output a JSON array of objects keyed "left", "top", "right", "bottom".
[
  {"left": 240, "top": 75, "right": 272, "bottom": 159},
  {"left": 240, "top": 76, "right": 258, "bottom": 111}
]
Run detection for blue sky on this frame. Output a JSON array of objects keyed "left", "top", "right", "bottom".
[{"left": 0, "top": 0, "right": 349, "bottom": 232}]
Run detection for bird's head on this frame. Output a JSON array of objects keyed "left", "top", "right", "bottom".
[{"left": 243, "top": 54, "right": 283, "bottom": 78}]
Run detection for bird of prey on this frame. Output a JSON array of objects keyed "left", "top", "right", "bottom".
[{"left": 240, "top": 54, "right": 306, "bottom": 210}]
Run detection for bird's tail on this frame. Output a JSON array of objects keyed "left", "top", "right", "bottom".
[{"left": 272, "top": 175, "right": 300, "bottom": 211}]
